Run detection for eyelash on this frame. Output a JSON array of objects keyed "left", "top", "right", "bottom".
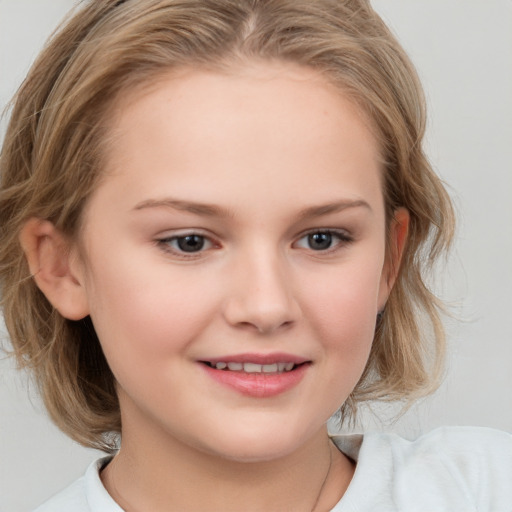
[
  {"left": 156, "top": 232, "right": 216, "bottom": 259},
  {"left": 156, "top": 229, "right": 353, "bottom": 259},
  {"left": 294, "top": 229, "right": 354, "bottom": 253}
]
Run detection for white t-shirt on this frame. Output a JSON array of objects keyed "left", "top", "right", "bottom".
[{"left": 34, "top": 427, "right": 512, "bottom": 512}]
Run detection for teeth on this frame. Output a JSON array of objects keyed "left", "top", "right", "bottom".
[
  {"left": 244, "top": 362, "right": 263, "bottom": 373},
  {"left": 211, "top": 362, "right": 296, "bottom": 373}
]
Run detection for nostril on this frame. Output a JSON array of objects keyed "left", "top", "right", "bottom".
[{"left": 255, "top": 318, "right": 295, "bottom": 335}]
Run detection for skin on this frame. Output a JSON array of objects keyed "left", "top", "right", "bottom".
[{"left": 21, "top": 62, "right": 408, "bottom": 511}]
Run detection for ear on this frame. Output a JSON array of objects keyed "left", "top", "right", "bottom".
[
  {"left": 378, "top": 207, "right": 410, "bottom": 306},
  {"left": 19, "top": 218, "right": 90, "bottom": 320}
]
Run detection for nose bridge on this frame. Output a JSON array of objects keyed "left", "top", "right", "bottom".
[{"left": 223, "top": 240, "right": 299, "bottom": 333}]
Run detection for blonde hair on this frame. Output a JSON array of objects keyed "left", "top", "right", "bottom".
[{"left": 0, "top": 0, "right": 454, "bottom": 451}]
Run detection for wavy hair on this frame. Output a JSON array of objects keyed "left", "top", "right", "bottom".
[{"left": 0, "top": 0, "right": 454, "bottom": 451}]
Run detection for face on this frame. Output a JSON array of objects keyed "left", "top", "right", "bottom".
[{"left": 74, "top": 62, "right": 400, "bottom": 461}]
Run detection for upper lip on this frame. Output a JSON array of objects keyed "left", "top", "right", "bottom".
[{"left": 199, "top": 353, "right": 310, "bottom": 365}]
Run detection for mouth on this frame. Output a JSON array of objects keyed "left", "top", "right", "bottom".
[
  {"left": 201, "top": 361, "right": 304, "bottom": 373},
  {"left": 198, "top": 355, "right": 311, "bottom": 397}
]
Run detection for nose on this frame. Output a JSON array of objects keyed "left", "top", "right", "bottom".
[{"left": 223, "top": 248, "right": 301, "bottom": 334}]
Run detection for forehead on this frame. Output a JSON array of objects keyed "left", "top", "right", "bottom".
[
  {"left": 107, "top": 61, "right": 380, "bottom": 150},
  {"left": 90, "top": 62, "right": 383, "bottom": 218}
]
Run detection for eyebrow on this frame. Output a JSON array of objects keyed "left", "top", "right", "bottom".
[
  {"left": 132, "top": 197, "right": 371, "bottom": 219},
  {"left": 297, "top": 199, "right": 372, "bottom": 220},
  {"left": 133, "top": 198, "right": 235, "bottom": 218}
]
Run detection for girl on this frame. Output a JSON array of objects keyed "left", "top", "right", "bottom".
[{"left": 1, "top": 1, "right": 510, "bottom": 510}]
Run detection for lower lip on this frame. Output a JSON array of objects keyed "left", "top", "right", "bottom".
[{"left": 200, "top": 363, "right": 309, "bottom": 398}]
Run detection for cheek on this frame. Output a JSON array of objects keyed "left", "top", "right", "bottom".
[
  {"left": 307, "top": 260, "right": 381, "bottom": 320},
  {"left": 302, "top": 259, "right": 382, "bottom": 360},
  {"left": 83, "top": 254, "right": 219, "bottom": 364}
]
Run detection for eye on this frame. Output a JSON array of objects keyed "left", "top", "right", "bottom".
[
  {"left": 295, "top": 230, "right": 352, "bottom": 251},
  {"left": 175, "top": 234, "right": 207, "bottom": 253},
  {"left": 157, "top": 233, "right": 214, "bottom": 255}
]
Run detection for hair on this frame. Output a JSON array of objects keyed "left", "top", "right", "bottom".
[{"left": 0, "top": 0, "right": 454, "bottom": 452}]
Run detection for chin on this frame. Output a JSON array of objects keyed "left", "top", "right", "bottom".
[
  {"left": 213, "top": 443, "right": 295, "bottom": 464},
  {"left": 198, "top": 422, "right": 319, "bottom": 463}
]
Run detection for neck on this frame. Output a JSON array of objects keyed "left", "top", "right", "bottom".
[{"left": 101, "top": 416, "right": 354, "bottom": 512}]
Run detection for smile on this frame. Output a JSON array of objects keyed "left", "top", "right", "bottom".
[
  {"left": 203, "top": 361, "right": 297, "bottom": 373},
  {"left": 200, "top": 356, "right": 310, "bottom": 398}
]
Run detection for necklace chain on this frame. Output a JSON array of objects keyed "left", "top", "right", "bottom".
[
  {"left": 105, "top": 441, "right": 334, "bottom": 512},
  {"left": 310, "top": 440, "right": 333, "bottom": 512}
]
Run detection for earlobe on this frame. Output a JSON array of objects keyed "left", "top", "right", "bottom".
[{"left": 19, "top": 218, "right": 90, "bottom": 320}]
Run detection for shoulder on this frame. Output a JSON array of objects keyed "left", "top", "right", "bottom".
[
  {"left": 332, "top": 427, "right": 512, "bottom": 512},
  {"left": 374, "top": 424, "right": 512, "bottom": 457},
  {"left": 379, "top": 426, "right": 512, "bottom": 478},
  {"left": 33, "top": 476, "right": 88, "bottom": 512},
  {"left": 387, "top": 427, "right": 512, "bottom": 510},
  {"left": 33, "top": 456, "right": 121, "bottom": 512},
  {"left": 388, "top": 427, "right": 512, "bottom": 510}
]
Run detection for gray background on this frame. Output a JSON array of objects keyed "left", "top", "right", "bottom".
[{"left": 1, "top": 1, "right": 511, "bottom": 510}]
